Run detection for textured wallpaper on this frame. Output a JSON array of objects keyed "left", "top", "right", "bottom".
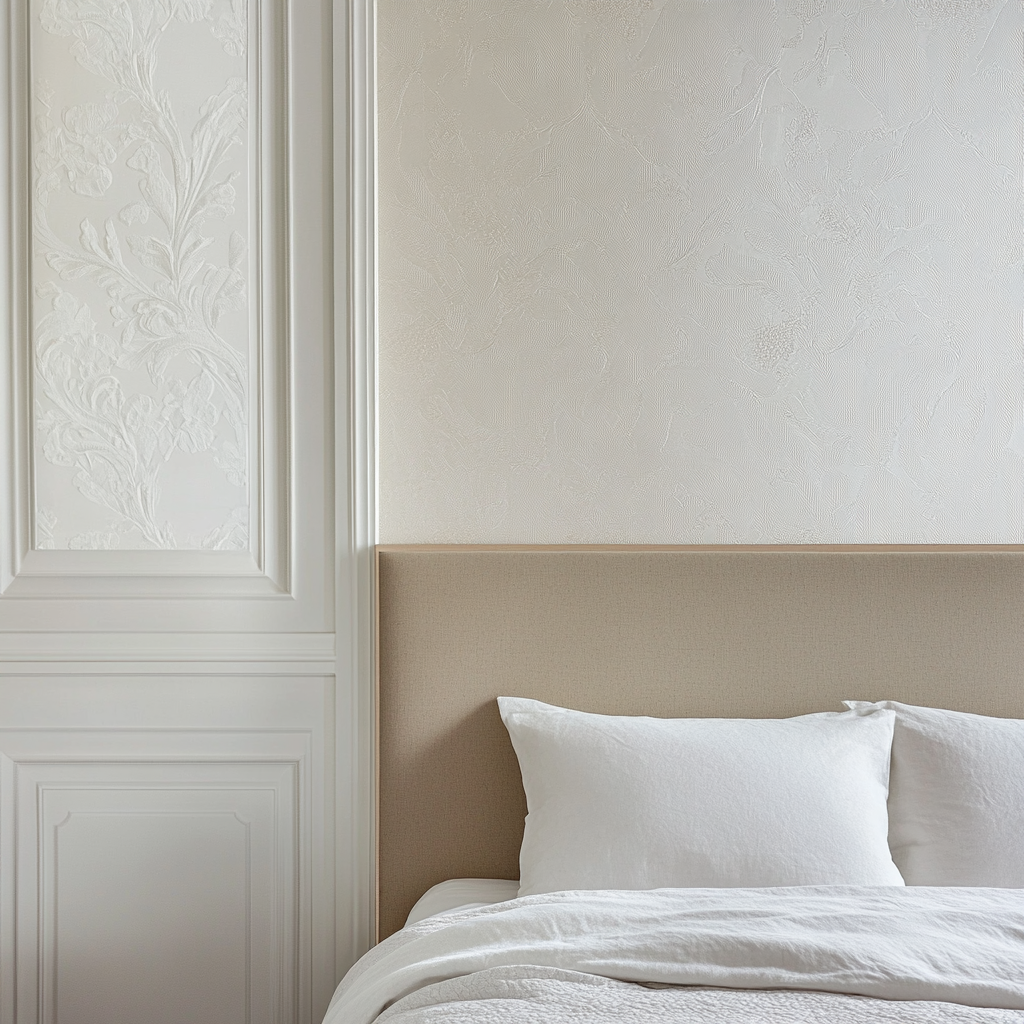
[
  {"left": 31, "top": 0, "right": 251, "bottom": 550},
  {"left": 378, "top": 0, "right": 1024, "bottom": 544}
]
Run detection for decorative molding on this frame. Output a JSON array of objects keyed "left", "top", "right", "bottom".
[
  {"left": 0, "top": 675, "right": 336, "bottom": 1014},
  {"left": 2, "top": 727, "right": 320, "bottom": 1024},
  {"left": 0, "top": 0, "right": 295, "bottom": 602},
  {"left": 0, "top": 751, "right": 15, "bottom": 1024},
  {"left": 23, "top": 763, "right": 297, "bottom": 1024},
  {"left": 0, "top": 8, "right": 371, "bottom": 1024},
  {"left": 0, "top": 631, "right": 334, "bottom": 663},
  {"left": 0, "top": 0, "right": 31, "bottom": 597},
  {"left": 335, "top": 0, "right": 378, "bottom": 977},
  {"left": 30, "top": 0, "right": 255, "bottom": 553},
  {"left": 3, "top": 549, "right": 289, "bottom": 600},
  {"left": 0, "top": 661, "right": 336, "bottom": 677},
  {"left": 48, "top": 809, "right": 256, "bottom": 1024},
  {"left": 0, "top": 0, "right": 332, "bottom": 633}
]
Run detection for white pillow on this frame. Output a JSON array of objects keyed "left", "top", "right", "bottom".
[
  {"left": 498, "top": 697, "right": 904, "bottom": 896},
  {"left": 845, "top": 701, "right": 1024, "bottom": 887}
]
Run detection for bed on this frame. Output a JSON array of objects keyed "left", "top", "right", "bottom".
[{"left": 325, "top": 547, "right": 1024, "bottom": 1023}]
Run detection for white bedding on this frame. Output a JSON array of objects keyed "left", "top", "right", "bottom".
[
  {"left": 405, "top": 878, "right": 520, "bottom": 927},
  {"left": 500, "top": 699, "right": 903, "bottom": 893},
  {"left": 325, "top": 887, "right": 1024, "bottom": 1024}
]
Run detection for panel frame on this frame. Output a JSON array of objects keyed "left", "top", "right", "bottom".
[
  {"left": 9, "top": 0, "right": 289, "bottom": 591},
  {"left": 0, "top": 0, "right": 335, "bottom": 631},
  {"left": 31, "top": 764, "right": 295, "bottom": 1024},
  {"left": 1, "top": 727, "right": 317, "bottom": 1024}
]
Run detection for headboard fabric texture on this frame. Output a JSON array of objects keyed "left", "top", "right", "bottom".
[{"left": 375, "top": 547, "right": 1024, "bottom": 941}]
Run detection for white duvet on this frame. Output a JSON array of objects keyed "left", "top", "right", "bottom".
[{"left": 325, "top": 887, "right": 1024, "bottom": 1024}]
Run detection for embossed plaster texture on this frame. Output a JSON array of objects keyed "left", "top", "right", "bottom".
[
  {"left": 31, "top": 0, "right": 251, "bottom": 550},
  {"left": 378, "top": 0, "right": 1023, "bottom": 544}
]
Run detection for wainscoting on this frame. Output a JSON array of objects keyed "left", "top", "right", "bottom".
[
  {"left": 0, "top": 658, "right": 340, "bottom": 1024},
  {"left": 0, "top": 0, "right": 376, "bottom": 1019}
]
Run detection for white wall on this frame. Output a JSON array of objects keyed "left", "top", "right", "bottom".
[
  {"left": 377, "top": 0, "right": 1023, "bottom": 544},
  {"left": 0, "top": 0, "right": 373, "bottom": 1020}
]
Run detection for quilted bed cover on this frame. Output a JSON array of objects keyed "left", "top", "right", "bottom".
[{"left": 324, "top": 886, "right": 1024, "bottom": 1023}]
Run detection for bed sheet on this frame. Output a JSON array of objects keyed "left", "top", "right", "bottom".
[{"left": 404, "top": 878, "right": 520, "bottom": 927}]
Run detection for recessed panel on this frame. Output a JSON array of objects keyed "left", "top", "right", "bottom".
[
  {"left": 30, "top": 0, "right": 254, "bottom": 551},
  {"left": 54, "top": 811, "right": 250, "bottom": 1024},
  {"left": 10, "top": 756, "right": 303, "bottom": 1024}
]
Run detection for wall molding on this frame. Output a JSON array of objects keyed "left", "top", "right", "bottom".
[
  {"left": 0, "top": 672, "right": 336, "bottom": 1020},
  {"left": 0, "top": 662, "right": 335, "bottom": 678},
  {"left": 0, "top": 0, "right": 333, "bottom": 631},
  {"left": 0, "top": 0, "right": 378, "bottom": 1012},
  {"left": 3, "top": 0, "right": 291, "bottom": 593},
  {"left": 9, "top": 751, "right": 306, "bottom": 1024},
  {"left": 0, "top": 631, "right": 334, "bottom": 664},
  {"left": 0, "top": 0, "right": 29, "bottom": 598},
  {"left": 334, "top": 0, "right": 378, "bottom": 978}
]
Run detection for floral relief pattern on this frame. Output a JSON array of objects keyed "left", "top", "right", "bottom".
[
  {"left": 378, "top": 0, "right": 1024, "bottom": 544},
  {"left": 32, "top": 0, "right": 250, "bottom": 549}
]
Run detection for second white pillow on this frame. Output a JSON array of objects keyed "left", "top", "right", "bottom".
[
  {"left": 498, "top": 697, "right": 904, "bottom": 897},
  {"left": 845, "top": 700, "right": 1024, "bottom": 887}
]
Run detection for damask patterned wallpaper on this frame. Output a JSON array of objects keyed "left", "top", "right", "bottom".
[
  {"left": 31, "top": 0, "right": 251, "bottom": 550},
  {"left": 378, "top": 0, "right": 1023, "bottom": 543}
]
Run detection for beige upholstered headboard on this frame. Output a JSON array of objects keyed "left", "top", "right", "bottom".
[{"left": 376, "top": 546, "right": 1024, "bottom": 941}]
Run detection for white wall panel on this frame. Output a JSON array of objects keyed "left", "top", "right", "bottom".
[
  {"left": 377, "top": 0, "right": 1024, "bottom": 544},
  {"left": 0, "top": 0, "right": 333, "bottom": 629},
  {"left": 0, "top": 0, "right": 373, "bottom": 1019},
  {"left": 30, "top": 0, "right": 257, "bottom": 553},
  {"left": 0, "top": 675, "right": 336, "bottom": 1024},
  {"left": 26, "top": 764, "right": 294, "bottom": 1024},
  {"left": 51, "top": 809, "right": 253, "bottom": 1024}
]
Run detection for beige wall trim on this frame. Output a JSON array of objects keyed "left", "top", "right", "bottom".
[{"left": 378, "top": 544, "right": 1024, "bottom": 552}]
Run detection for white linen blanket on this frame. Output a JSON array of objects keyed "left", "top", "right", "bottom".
[{"left": 324, "top": 887, "right": 1024, "bottom": 1024}]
